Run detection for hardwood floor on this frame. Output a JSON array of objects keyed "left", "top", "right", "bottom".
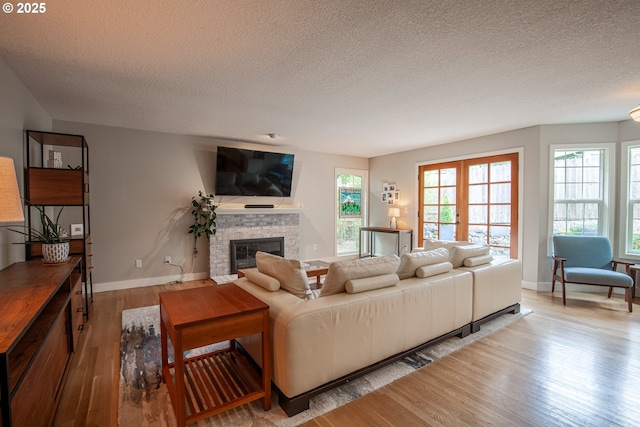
[{"left": 53, "top": 282, "right": 640, "bottom": 427}]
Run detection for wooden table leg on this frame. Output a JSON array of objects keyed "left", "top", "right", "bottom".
[
  {"left": 160, "top": 315, "right": 167, "bottom": 383},
  {"left": 262, "top": 311, "right": 271, "bottom": 411},
  {"left": 174, "top": 333, "right": 186, "bottom": 427}
]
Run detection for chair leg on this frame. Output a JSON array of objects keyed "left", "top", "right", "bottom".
[
  {"left": 607, "top": 287, "right": 613, "bottom": 298},
  {"left": 562, "top": 282, "right": 567, "bottom": 306},
  {"left": 627, "top": 287, "right": 633, "bottom": 313},
  {"left": 551, "top": 278, "right": 555, "bottom": 293}
]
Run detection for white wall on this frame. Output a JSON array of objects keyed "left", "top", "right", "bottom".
[
  {"left": 51, "top": 120, "right": 368, "bottom": 290},
  {"left": 0, "top": 58, "right": 51, "bottom": 271}
]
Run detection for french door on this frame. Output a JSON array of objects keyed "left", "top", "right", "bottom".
[{"left": 418, "top": 153, "right": 519, "bottom": 258}]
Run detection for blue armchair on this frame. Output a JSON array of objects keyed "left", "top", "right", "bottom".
[{"left": 552, "top": 235, "right": 634, "bottom": 312}]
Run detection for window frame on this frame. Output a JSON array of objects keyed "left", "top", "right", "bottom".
[
  {"left": 619, "top": 140, "right": 640, "bottom": 259},
  {"left": 335, "top": 168, "right": 368, "bottom": 257},
  {"left": 547, "top": 143, "right": 615, "bottom": 256}
]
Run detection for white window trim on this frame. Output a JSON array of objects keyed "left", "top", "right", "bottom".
[
  {"left": 618, "top": 140, "right": 640, "bottom": 260},
  {"left": 547, "top": 143, "right": 615, "bottom": 256},
  {"left": 335, "top": 167, "right": 368, "bottom": 258}
]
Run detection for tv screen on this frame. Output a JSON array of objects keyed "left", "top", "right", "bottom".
[{"left": 215, "top": 146, "right": 295, "bottom": 197}]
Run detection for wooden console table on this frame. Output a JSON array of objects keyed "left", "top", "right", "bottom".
[
  {"left": 0, "top": 257, "right": 83, "bottom": 427},
  {"left": 160, "top": 284, "right": 271, "bottom": 427},
  {"left": 359, "top": 227, "right": 413, "bottom": 258}
]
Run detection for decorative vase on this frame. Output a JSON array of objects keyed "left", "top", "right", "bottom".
[{"left": 42, "top": 242, "right": 70, "bottom": 264}]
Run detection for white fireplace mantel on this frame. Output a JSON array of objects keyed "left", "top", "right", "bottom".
[{"left": 216, "top": 207, "right": 301, "bottom": 215}]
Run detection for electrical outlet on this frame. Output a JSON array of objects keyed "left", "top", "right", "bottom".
[
  {"left": 135, "top": 259, "right": 143, "bottom": 268},
  {"left": 165, "top": 256, "right": 171, "bottom": 264}
]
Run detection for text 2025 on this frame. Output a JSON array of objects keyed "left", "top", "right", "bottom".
[{"left": 17, "top": 2, "right": 46, "bottom": 13}]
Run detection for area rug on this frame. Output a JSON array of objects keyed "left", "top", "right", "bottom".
[{"left": 119, "top": 305, "right": 532, "bottom": 427}]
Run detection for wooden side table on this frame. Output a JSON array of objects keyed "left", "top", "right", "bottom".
[
  {"left": 160, "top": 284, "right": 271, "bottom": 427},
  {"left": 358, "top": 226, "right": 413, "bottom": 258}
]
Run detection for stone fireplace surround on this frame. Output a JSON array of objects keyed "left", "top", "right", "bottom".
[{"left": 209, "top": 210, "right": 300, "bottom": 277}]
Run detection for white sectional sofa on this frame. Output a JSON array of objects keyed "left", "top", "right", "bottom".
[{"left": 234, "top": 244, "right": 522, "bottom": 416}]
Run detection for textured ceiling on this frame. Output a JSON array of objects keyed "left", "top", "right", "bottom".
[{"left": 1, "top": 0, "right": 640, "bottom": 157}]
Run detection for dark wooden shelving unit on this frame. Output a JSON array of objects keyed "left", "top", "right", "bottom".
[{"left": 24, "top": 130, "right": 93, "bottom": 320}]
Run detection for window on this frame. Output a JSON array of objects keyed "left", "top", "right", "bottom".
[
  {"left": 549, "top": 145, "right": 614, "bottom": 252},
  {"left": 622, "top": 142, "right": 640, "bottom": 257},
  {"left": 336, "top": 169, "right": 367, "bottom": 256},
  {"left": 418, "top": 153, "right": 519, "bottom": 258}
]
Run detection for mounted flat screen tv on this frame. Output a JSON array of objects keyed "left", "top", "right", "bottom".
[{"left": 215, "top": 146, "right": 295, "bottom": 197}]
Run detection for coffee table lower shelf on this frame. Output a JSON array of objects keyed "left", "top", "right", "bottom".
[{"left": 163, "top": 346, "right": 266, "bottom": 424}]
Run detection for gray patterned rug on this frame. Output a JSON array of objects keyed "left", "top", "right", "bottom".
[{"left": 119, "top": 305, "right": 531, "bottom": 427}]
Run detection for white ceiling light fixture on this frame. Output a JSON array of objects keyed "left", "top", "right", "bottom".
[
  {"left": 630, "top": 105, "right": 640, "bottom": 122},
  {"left": 267, "top": 133, "right": 280, "bottom": 139}
]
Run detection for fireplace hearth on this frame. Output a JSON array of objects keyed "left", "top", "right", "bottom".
[{"left": 229, "top": 237, "right": 285, "bottom": 274}]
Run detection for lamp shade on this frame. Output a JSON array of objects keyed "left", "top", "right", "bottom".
[
  {"left": 388, "top": 208, "right": 400, "bottom": 218},
  {"left": 630, "top": 105, "right": 640, "bottom": 122},
  {"left": 0, "top": 156, "right": 24, "bottom": 222}
]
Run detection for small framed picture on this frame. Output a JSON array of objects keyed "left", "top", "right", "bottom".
[
  {"left": 388, "top": 183, "right": 396, "bottom": 191},
  {"left": 387, "top": 198, "right": 395, "bottom": 205},
  {"left": 70, "top": 223, "right": 84, "bottom": 236},
  {"left": 383, "top": 182, "right": 390, "bottom": 192},
  {"left": 394, "top": 191, "right": 400, "bottom": 200}
]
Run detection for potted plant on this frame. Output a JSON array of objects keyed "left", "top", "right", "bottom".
[
  {"left": 9, "top": 205, "right": 70, "bottom": 264},
  {"left": 188, "top": 191, "right": 217, "bottom": 254}
]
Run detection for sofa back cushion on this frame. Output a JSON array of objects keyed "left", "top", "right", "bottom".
[
  {"left": 255, "top": 251, "right": 313, "bottom": 299},
  {"left": 320, "top": 255, "right": 401, "bottom": 297},
  {"left": 423, "top": 239, "right": 490, "bottom": 268},
  {"left": 396, "top": 248, "right": 449, "bottom": 279},
  {"left": 449, "top": 245, "right": 491, "bottom": 268}
]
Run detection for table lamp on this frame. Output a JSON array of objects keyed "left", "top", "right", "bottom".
[
  {"left": 388, "top": 207, "right": 400, "bottom": 230},
  {"left": 0, "top": 156, "right": 24, "bottom": 223}
]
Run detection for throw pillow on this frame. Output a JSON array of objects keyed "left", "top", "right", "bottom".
[
  {"left": 255, "top": 251, "right": 312, "bottom": 299},
  {"left": 396, "top": 248, "right": 449, "bottom": 279},
  {"left": 449, "top": 244, "right": 490, "bottom": 268},
  {"left": 463, "top": 254, "right": 494, "bottom": 267},
  {"left": 241, "top": 268, "right": 281, "bottom": 291},
  {"left": 345, "top": 273, "right": 399, "bottom": 294},
  {"left": 320, "top": 255, "right": 401, "bottom": 297},
  {"left": 415, "top": 261, "right": 453, "bottom": 278}
]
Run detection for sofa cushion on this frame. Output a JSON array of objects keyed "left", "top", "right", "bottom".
[
  {"left": 450, "top": 245, "right": 491, "bottom": 268},
  {"left": 255, "top": 251, "right": 313, "bottom": 299},
  {"left": 345, "top": 273, "right": 399, "bottom": 293},
  {"left": 396, "top": 248, "right": 449, "bottom": 279},
  {"left": 423, "top": 239, "right": 473, "bottom": 253},
  {"left": 463, "top": 254, "right": 494, "bottom": 267},
  {"left": 241, "top": 268, "right": 281, "bottom": 291},
  {"left": 320, "top": 255, "right": 401, "bottom": 297},
  {"left": 416, "top": 261, "right": 453, "bottom": 278}
]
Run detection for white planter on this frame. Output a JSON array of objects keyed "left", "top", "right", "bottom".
[{"left": 42, "top": 242, "right": 70, "bottom": 264}]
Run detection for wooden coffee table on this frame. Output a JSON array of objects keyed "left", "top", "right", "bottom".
[{"left": 159, "top": 284, "right": 271, "bottom": 427}]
